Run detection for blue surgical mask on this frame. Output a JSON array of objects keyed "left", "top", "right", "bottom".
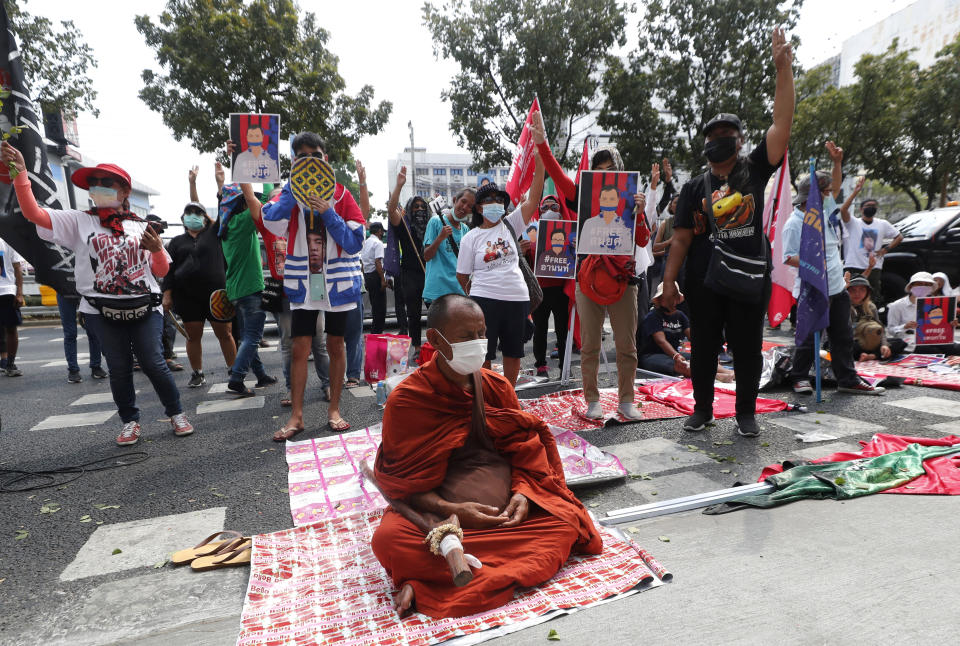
[
  {"left": 183, "top": 214, "right": 205, "bottom": 230},
  {"left": 599, "top": 205, "right": 618, "bottom": 212},
  {"left": 482, "top": 204, "right": 505, "bottom": 223}
]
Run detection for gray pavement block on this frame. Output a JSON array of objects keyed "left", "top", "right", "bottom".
[
  {"left": 624, "top": 471, "right": 726, "bottom": 503},
  {"left": 927, "top": 420, "right": 960, "bottom": 434},
  {"left": 792, "top": 441, "right": 863, "bottom": 460},
  {"left": 60, "top": 507, "right": 227, "bottom": 582},
  {"left": 602, "top": 437, "right": 714, "bottom": 474},
  {"left": 196, "top": 396, "right": 266, "bottom": 415},
  {"left": 30, "top": 409, "right": 116, "bottom": 431},
  {"left": 71, "top": 391, "right": 137, "bottom": 406},
  {"left": 348, "top": 386, "right": 377, "bottom": 398},
  {"left": 34, "top": 564, "right": 245, "bottom": 646},
  {"left": 766, "top": 412, "right": 884, "bottom": 439},
  {"left": 885, "top": 396, "right": 960, "bottom": 418}
]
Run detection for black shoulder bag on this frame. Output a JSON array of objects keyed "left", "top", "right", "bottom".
[
  {"left": 502, "top": 216, "right": 543, "bottom": 313},
  {"left": 439, "top": 214, "right": 460, "bottom": 257},
  {"left": 701, "top": 170, "right": 768, "bottom": 303}
]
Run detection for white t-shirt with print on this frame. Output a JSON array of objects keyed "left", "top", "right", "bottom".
[
  {"left": 36, "top": 210, "right": 168, "bottom": 315},
  {"left": 0, "top": 238, "right": 24, "bottom": 297},
  {"left": 456, "top": 207, "right": 528, "bottom": 301},
  {"left": 841, "top": 216, "right": 899, "bottom": 269}
]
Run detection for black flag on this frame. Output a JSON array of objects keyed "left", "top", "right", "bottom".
[{"left": 0, "top": 3, "right": 76, "bottom": 296}]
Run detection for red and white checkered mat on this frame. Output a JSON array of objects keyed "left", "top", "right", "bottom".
[
  {"left": 519, "top": 386, "right": 684, "bottom": 432},
  {"left": 237, "top": 510, "right": 665, "bottom": 646},
  {"left": 858, "top": 357, "right": 960, "bottom": 392}
]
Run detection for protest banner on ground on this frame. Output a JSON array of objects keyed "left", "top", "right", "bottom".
[
  {"left": 534, "top": 218, "right": 577, "bottom": 279},
  {"left": 575, "top": 170, "right": 640, "bottom": 256},
  {"left": 916, "top": 296, "right": 957, "bottom": 346},
  {"left": 229, "top": 113, "right": 281, "bottom": 183}
]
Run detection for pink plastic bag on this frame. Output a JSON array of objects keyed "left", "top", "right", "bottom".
[{"left": 364, "top": 334, "right": 411, "bottom": 383}]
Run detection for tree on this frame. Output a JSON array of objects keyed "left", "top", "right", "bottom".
[
  {"left": 5, "top": 0, "right": 98, "bottom": 116},
  {"left": 605, "top": 0, "right": 803, "bottom": 171},
  {"left": 596, "top": 57, "right": 669, "bottom": 170},
  {"left": 135, "top": 0, "right": 391, "bottom": 162},
  {"left": 788, "top": 63, "right": 855, "bottom": 184},
  {"left": 423, "top": 0, "right": 632, "bottom": 168}
]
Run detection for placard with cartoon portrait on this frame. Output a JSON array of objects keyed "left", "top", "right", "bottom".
[
  {"left": 576, "top": 170, "right": 640, "bottom": 255},
  {"left": 916, "top": 296, "right": 957, "bottom": 346},
  {"left": 229, "top": 113, "right": 281, "bottom": 183},
  {"left": 534, "top": 219, "right": 577, "bottom": 279}
]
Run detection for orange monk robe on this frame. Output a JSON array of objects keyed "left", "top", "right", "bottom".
[{"left": 372, "top": 360, "right": 602, "bottom": 619}]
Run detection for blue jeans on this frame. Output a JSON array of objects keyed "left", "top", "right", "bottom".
[
  {"left": 639, "top": 351, "right": 690, "bottom": 377},
  {"left": 276, "top": 304, "right": 328, "bottom": 389},
  {"left": 345, "top": 297, "right": 364, "bottom": 381},
  {"left": 85, "top": 310, "right": 182, "bottom": 423},
  {"left": 231, "top": 293, "right": 267, "bottom": 382},
  {"left": 58, "top": 297, "right": 103, "bottom": 372}
]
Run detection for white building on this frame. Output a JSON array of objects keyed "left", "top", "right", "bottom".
[
  {"left": 834, "top": 0, "right": 960, "bottom": 86},
  {"left": 385, "top": 148, "right": 511, "bottom": 206}
]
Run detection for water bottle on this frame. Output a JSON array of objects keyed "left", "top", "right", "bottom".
[{"left": 376, "top": 381, "right": 387, "bottom": 408}]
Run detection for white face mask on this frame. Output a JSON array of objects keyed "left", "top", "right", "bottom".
[
  {"left": 911, "top": 285, "right": 932, "bottom": 298},
  {"left": 435, "top": 330, "right": 486, "bottom": 375},
  {"left": 89, "top": 186, "right": 121, "bottom": 209}
]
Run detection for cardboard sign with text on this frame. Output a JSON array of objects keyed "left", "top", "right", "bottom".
[{"left": 916, "top": 296, "right": 957, "bottom": 346}]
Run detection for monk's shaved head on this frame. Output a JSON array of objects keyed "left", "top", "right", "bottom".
[{"left": 426, "top": 294, "right": 482, "bottom": 334}]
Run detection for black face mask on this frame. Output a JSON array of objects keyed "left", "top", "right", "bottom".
[
  {"left": 703, "top": 136, "right": 738, "bottom": 164},
  {"left": 863, "top": 206, "right": 878, "bottom": 218}
]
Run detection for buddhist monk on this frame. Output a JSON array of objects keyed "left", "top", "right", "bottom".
[{"left": 371, "top": 294, "right": 602, "bottom": 619}]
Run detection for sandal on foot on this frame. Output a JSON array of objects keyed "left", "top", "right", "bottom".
[
  {"left": 280, "top": 391, "right": 292, "bottom": 407},
  {"left": 190, "top": 539, "right": 252, "bottom": 571},
  {"left": 170, "top": 530, "right": 243, "bottom": 566},
  {"left": 273, "top": 425, "right": 304, "bottom": 442},
  {"left": 327, "top": 418, "right": 350, "bottom": 433},
  {"left": 321, "top": 386, "right": 331, "bottom": 402},
  {"left": 344, "top": 379, "right": 361, "bottom": 389}
]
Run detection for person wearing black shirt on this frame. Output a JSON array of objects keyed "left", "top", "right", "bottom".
[
  {"left": 387, "top": 167, "right": 430, "bottom": 352},
  {"left": 660, "top": 28, "right": 795, "bottom": 438}
]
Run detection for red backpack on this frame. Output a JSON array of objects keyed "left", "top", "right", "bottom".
[{"left": 578, "top": 255, "right": 635, "bottom": 305}]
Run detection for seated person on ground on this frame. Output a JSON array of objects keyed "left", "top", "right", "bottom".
[
  {"left": 886, "top": 271, "right": 960, "bottom": 355},
  {"left": 638, "top": 283, "right": 733, "bottom": 382},
  {"left": 370, "top": 294, "right": 601, "bottom": 619},
  {"left": 847, "top": 275, "right": 906, "bottom": 360}
]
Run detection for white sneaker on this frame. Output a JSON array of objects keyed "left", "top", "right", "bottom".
[
  {"left": 584, "top": 401, "right": 604, "bottom": 420},
  {"left": 618, "top": 402, "right": 644, "bottom": 420},
  {"left": 116, "top": 421, "right": 141, "bottom": 446}
]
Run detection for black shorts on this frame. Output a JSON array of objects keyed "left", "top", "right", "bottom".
[
  {"left": 0, "top": 295, "right": 22, "bottom": 328},
  {"left": 172, "top": 290, "right": 216, "bottom": 323},
  {"left": 472, "top": 296, "right": 529, "bottom": 360},
  {"left": 290, "top": 308, "right": 349, "bottom": 338}
]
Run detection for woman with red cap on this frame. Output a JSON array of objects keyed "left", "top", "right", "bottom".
[{"left": 2, "top": 141, "right": 193, "bottom": 446}]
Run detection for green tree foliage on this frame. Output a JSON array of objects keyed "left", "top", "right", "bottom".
[
  {"left": 4, "top": 0, "right": 98, "bottom": 116},
  {"left": 135, "top": 0, "right": 391, "bottom": 162},
  {"left": 423, "top": 0, "right": 632, "bottom": 168},
  {"left": 605, "top": 0, "right": 802, "bottom": 171},
  {"left": 596, "top": 58, "right": 669, "bottom": 170}
]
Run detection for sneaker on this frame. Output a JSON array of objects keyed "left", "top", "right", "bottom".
[
  {"left": 227, "top": 379, "right": 255, "bottom": 397},
  {"left": 736, "top": 415, "right": 762, "bottom": 437},
  {"left": 91, "top": 366, "right": 108, "bottom": 379},
  {"left": 116, "top": 421, "right": 141, "bottom": 446},
  {"left": 170, "top": 413, "right": 194, "bottom": 436},
  {"left": 536, "top": 365, "right": 549, "bottom": 378},
  {"left": 838, "top": 380, "right": 885, "bottom": 396},
  {"left": 718, "top": 352, "right": 733, "bottom": 364},
  {"left": 188, "top": 370, "right": 206, "bottom": 388},
  {"left": 5, "top": 364, "right": 22, "bottom": 377},
  {"left": 68, "top": 369, "right": 83, "bottom": 383},
  {"left": 255, "top": 374, "right": 278, "bottom": 388},
  {"left": 792, "top": 380, "right": 813, "bottom": 395},
  {"left": 550, "top": 348, "right": 559, "bottom": 359},
  {"left": 618, "top": 402, "right": 644, "bottom": 421},
  {"left": 584, "top": 401, "right": 604, "bottom": 420},
  {"left": 683, "top": 410, "right": 714, "bottom": 432}
]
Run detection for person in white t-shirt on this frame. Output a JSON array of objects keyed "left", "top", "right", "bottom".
[
  {"left": 456, "top": 168, "right": 543, "bottom": 386},
  {"left": 0, "top": 237, "right": 25, "bottom": 376},
  {"left": 2, "top": 141, "right": 193, "bottom": 446},
  {"left": 361, "top": 222, "right": 387, "bottom": 333},
  {"left": 840, "top": 192, "right": 903, "bottom": 307}
]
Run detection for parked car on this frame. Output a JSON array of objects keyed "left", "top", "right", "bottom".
[{"left": 881, "top": 205, "right": 960, "bottom": 303}]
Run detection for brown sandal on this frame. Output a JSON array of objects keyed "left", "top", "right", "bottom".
[
  {"left": 190, "top": 538, "right": 252, "bottom": 571},
  {"left": 273, "top": 425, "right": 304, "bottom": 442},
  {"left": 170, "top": 530, "right": 243, "bottom": 565}
]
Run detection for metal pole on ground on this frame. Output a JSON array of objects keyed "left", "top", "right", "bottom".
[
  {"left": 560, "top": 303, "right": 576, "bottom": 385},
  {"left": 814, "top": 330, "right": 822, "bottom": 403}
]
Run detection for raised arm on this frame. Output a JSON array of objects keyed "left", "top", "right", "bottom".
[
  {"left": 387, "top": 166, "right": 406, "bottom": 227},
  {"left": 518, "top": 147, "right": 545, "bottom": 225},
  {"left": 529, "top": 111, "right": 576, "bottom": 201},
  {"left": 826, "top": 141, "right": 843, "bottom": 201},
  {"left": 1, "top": 142, "right": 52, "bottom": 229},
  {"left": 188, "top": 165, "right": 200, "bottom": 203},
  {"left": 766, "top": 27, "right": 795, "bottom": 166},
  {"left": 840, "top": 176, "right": 865, "bottom": 223},
  {"left": 356, "top": 159, "right": 371, "bottom": 221},
  {"left": 239, "top": 183, "right": 262, "bottom": 223}
]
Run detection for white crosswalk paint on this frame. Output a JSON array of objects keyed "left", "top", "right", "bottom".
[
  {"left": 71, "top": 392, "right": 137, "bottom": 406},
  {"left": 885, "top": 396, "right": 960, "bottom": 418},
  {"left": 767, "top": 413, "right": 885, "bottom": 439},
  {"left": 196, "top": 396, "right": 265, "bottom": 415},
  {"left": 31, "top": 410, "right": 116, "bottom": 431}
]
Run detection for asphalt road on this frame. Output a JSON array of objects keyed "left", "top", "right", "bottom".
[{"left": 1, "top": 320, "right": 959, "bottom": 644}]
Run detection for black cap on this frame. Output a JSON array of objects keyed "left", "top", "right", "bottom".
[
  {"left": 475, "top": 182, "right": 511, "bottom": 207},
  {"left": 703, "top": 113, "right": 742, "bottom": 136},
  {"left": 847, "top": 276, "right": 872, "bottom": 292}
]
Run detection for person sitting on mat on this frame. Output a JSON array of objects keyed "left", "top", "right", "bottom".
[{"left": 370, "top": 294, "right": 601, "bottom": 619}]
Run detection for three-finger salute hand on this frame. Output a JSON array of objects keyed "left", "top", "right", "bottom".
[{"left": 772, "top": 27, "right": 793, "bottom": 70}]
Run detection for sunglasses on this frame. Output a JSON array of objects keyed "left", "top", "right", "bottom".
[
  {"left": 183, "top": 208, "right": 206, "bottom": 217},
  {"left": 87, "top": 176, "right": 121, "bottom": 188},
  {"left": 295, "top": 151, "right": 325, "bottom": 160},
  {"left": 539, "top": 203, "right": 560, "bottom": 212}
]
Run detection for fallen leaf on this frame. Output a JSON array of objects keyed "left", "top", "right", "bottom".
[
  {"left": 93, "top": 504, "right": 120, "bottom": 510},
  {"left": 111, "top": 548, "right": 122, "bottom": 555},
  {"left": 641, "top": 474, "right": 653, "bottom": 480},
  {"left": 547, "top": 628, "right": 560, "bottom": 641},
  {"left": 152, "top": 559, "right": 167, "bottom": 569},
  {"left": 685, "top": 444, "right": 699, "bottom": 450},
  {"left": 816, "top": 410, "right": 826, "bottom": 414},
  {"left": 627, "top": 527, "right": 640, "bottom": 534},
  {"left": 588, "top": 502, "right": 599, "bottom": 508},
  {"left": 79, "top": 515, "right": 92, "bottom": 523},
  {"left": 211, "top": 492, "right": 226, "bottom": 498},
  {"left": 14, "top": 530, "right": 28, "bottom": 541},
  {"left": 658, "top": 535, "right": 670, "bottom": 543},
  {"left": 0, "top": 578, "right": 5, "bottom": 584},
  {"left": 39, "top": 502, "right": 61, "bottom": 514},
  {"left": 713, "top": 440, "right": 734, "bottom": 446},
  {"left": 259, "top": 449, "right": 269, "bottom": 453},
  {"left": 814, "top": 420, "right": 821, "bottom": 425},
  {"left": 650, "top": 491, "right": 657, "bottom": 496},
  {"left": 761, "top": 442, "right": 770, "bottom": 448},
  {"left": 57, "top": 485, "right": 69, "bottom": 491},
  {"left": 834, "top": 477, "right": 846, "bottom": 485}
]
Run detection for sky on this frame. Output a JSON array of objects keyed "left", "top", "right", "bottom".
[{"left": 29, "top": 0, "right": 919, "bottom": 224}]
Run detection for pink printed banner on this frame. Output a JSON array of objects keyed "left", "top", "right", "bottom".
[
  {"left": 286, "top": 424, "right": 628, "bottom": 527},
  {"left": 857, "top": 357, "right": 960, "bottom": 392},
  {"left": 237, "top": 510, "right": 665, "bottom": 646}
]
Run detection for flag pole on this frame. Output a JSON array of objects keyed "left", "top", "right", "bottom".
[
  {"left": 809, "top": 155, "right": 823, "bottom": 403},
  {"left": 560, "top": 303, "right": 576, "bottom": 385}
]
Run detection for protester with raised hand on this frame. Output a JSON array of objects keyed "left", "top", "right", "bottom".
[
  {"left": 455, "top": 154, "right": 543, "bottom": 386},
  {"left": 387, "top": 166, "right": 429, "bottom": 354},
  {"left": 422, "top": 187, "right": 474, "bottom": 304},
  {"left": 530, "top": 111, "right": 650, "bottom": 420},
  {"left": 2, "top": 141, "right": 193, "bottom": 445},
  {"left": 660, "top": 28, "right": 795, "bottom": 438},
  {"left": 163, "top": 166, "right": 237, "bottom": 387},
  {"left": 259, "top": 132, "right": 365, "bottom": 438}
]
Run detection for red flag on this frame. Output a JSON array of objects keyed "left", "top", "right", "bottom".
[
  {"left": 575, "top": 136, "right": 592, "bottom": 185},
  {"left": 504, "top": 98, "right": 542, "bottom": 205},
  {"left": 765, "top": 151, "right": 796, "bottom": 328}
]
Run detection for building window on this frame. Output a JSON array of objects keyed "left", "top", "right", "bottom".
[
  {"left": 467, "top": 167, "right": 479, "bottom": 176},
  {"left": 433, "top": 168, "right": 446, "bottom": 176},
  {"left": 416, "top": 190, "right": 430, "bottom": 198},
  {"left": 415, "top": 167, "right": 428, "bottom": 175},
  {"left": 450, "top": 168, "right": 464, "bottom": 176},
  {"left": 500, "top": 168, "right": 509, "bottom": 176}
]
